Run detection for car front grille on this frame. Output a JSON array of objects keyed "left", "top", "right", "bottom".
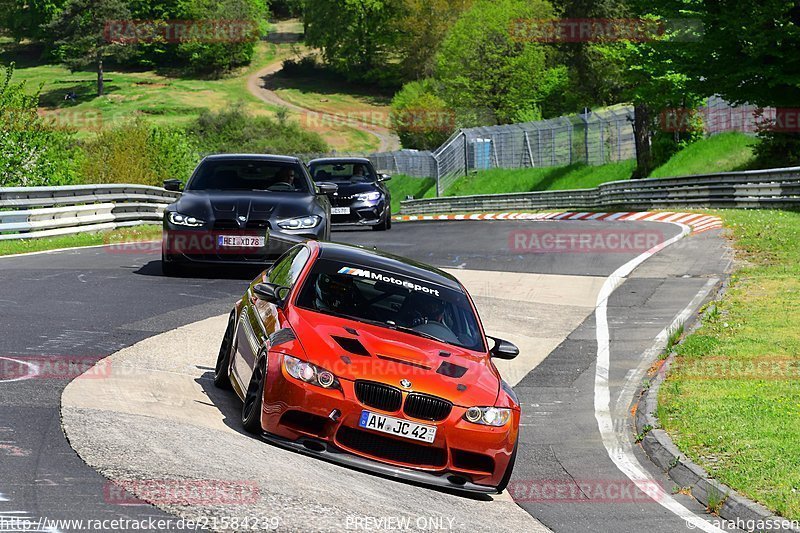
[
  {"left": 355, "top": 380, "right": 402, "bottom": 412},
  {"left": 336, "top": 426, "right": 446, "bottom": 467},
  {"left": 403, "top": 393, "right": 453, "bottom": 421}
]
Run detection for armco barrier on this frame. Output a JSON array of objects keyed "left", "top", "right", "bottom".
[
  {"left": 399, "top": 167, "right": 800, "bottom": 215},
  {"left": 0, "top": 185, "right": 179, "bottom": 241}
]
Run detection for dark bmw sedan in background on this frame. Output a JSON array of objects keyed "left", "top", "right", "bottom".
[
  {"left": 161, "top": 154, "right": 336, "bottom": 275},
  {"left": 308, "top": 157, "right": 392, "bottom": 231}
]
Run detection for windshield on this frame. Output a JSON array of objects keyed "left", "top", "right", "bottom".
[
  {"left": 310, "top": 162, "right": 376, "bottom": 183},
  {"left": 296, "top": 259, "right": 485, "bottom": 352},
  {"left": 187, "top": 160, "right": 309, "bottom": 193}
]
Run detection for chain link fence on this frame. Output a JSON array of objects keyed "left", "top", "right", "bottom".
[{"left": 298, "top": 100, "right": 769, "bottom": 196}]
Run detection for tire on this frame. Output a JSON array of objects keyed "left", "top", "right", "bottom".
[
  {"left": 386, "top": 215, "right": 392, "bottom": 230},
  {"left": 214, "top": 312, "right": 235, "bottom": 389},
  {"left": 496, "top": 439, "right": 519, "bottom": 493},
  {"left": 241, "top": 352, "right": 267, "bottom": 434},
  {"left": 161, "top": 254, "right": 180, "bottom": 277},
  {"left": 371, "top": 214, "right": 389, "bottom": 231}
]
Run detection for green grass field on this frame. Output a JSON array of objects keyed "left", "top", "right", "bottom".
[
  {"left": 6, "top": 42, "right": 283, "bottom": 136},
  {"left": 658, "top": 209, "right": 800, "bottom": 519},
  {"left": 3, "top": 22, "right": 385, "bottom": 151},
  {"left": 0, "top": 225, "right": 162, "bottom": 257},
  {"left": 385, "top": 175, "right": 436, "bottom": 213},
  {"left": 650, "top": 132, "right": 757, "bottom": 178}
]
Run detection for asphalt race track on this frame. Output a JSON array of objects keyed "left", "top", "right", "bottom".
[{"left": 0, "top": 219, "right": 737, "bottom": 532}]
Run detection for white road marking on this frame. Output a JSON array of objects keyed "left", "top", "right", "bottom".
[
  {"left": 0, "top": 357, "right": 40, "bottom": 383},
  {"left": 593, "top": 223, "right": 726, "bottom": 533}
]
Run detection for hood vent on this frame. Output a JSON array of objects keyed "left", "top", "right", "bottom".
[
  {"left": 436, "top": 361, "right": 468, "bottom": 379},
  {"left": 376, "top": 354, "right": 431, "bottom": 371},
  {"left": 331, "top": 336, "right": 371, "bottom": 357}
]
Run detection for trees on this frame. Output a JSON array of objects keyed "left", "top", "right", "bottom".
[
  {"left": 390, "top": 79, "right": 454, "bottom": 150},
  {"left": 396, "top": 0, "right": 472, "bottom": 80},
  {"left": 47, "top": 0, "right": 133, "bottom": 96},
  {"left": 0, "top": 0, "right": 67, "bottom": 41},
  {"left": 670, "top": 0, "right": 800, "bottom": 167},
  {"left": 303, "top": 0, "right": 401, "bottom": 79},
  {"left": 435, "top": 0, "right": 568, "bottom": 125}
]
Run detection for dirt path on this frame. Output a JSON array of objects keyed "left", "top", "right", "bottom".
[{"left": 247, "top": 28, "right": 400, "bottom": 152}]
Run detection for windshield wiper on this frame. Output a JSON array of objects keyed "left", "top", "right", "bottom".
[{"left": 385, "top": 322, "right": 445, "bottom": 344}]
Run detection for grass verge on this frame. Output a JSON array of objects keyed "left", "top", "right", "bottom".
[
  {"left": 430, "top": 133, "right": 755, "bottom": 198},
  {"left": 386, "top": 175, "right": 436, "bottom": 214},
  {"left": 650, "top": 132, "right": 757, "bottom": 178},
  {"left": 0, "top": 225, "right": 161, "bottom": 257},
  {"left": 658, "top": 209, "right": 800, "bottom": 519}
]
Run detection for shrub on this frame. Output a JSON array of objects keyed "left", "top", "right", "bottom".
[
  {"left": 390, "top": 79, "right": 455, "bottom": 150},
  {"left": 80, "top": 120, "right": 199, "bottom": 186},
  {"left": 0, "top": 64, "right": 81, "bottom": 187},
  {"left": 189, "top": 105, "right": 328, "bottom": 155}
]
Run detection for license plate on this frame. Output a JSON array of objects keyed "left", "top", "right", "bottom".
[
  {"left": 331, "top": 207, "right": 351, "bottom": 215},
  {"left": 358, "top": 410, "right": 437, "bottom": 443},
  {"left": 217, "top": 235, "right": 265, "bottom": 248}
]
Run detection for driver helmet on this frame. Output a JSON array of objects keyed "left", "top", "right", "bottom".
[{"left": 315, "top": 274, "right": 356, "bottom": 311}]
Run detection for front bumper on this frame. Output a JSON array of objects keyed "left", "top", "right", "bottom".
[
  {"left": 330, "top": 200, "right": 387, "bottom": 225},
  {"left": 161, "top": 225, "right": 314, "bottom": 265},
  {"left": 260, "top": 352, "right": 518, "bottom": 493}
]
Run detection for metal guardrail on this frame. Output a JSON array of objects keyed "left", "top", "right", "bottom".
[
  {"left": 0, "top": 185, "right": 179, "bottom": 241},
  {"left": 399, "top": 167, "right": 800, "bottom": 215}
]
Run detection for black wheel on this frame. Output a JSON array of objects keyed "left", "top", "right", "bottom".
[
  {"left": 241, "top": 353, "right": 267, "bottom": 434},
  {"left": 496, "top": 439, "right": 518, "bottom": 493},
  {"left": 386, "top": 215, "right": 392, "bottom": 230},
  {"left": 371, "top": 214, "right": 389, "bottom": 231},
  {"left": 161, "top": 253, "right": 180, "bottom": 277},
  {"left": 214, "top": 312, "right": 235, "bottom": 389}
]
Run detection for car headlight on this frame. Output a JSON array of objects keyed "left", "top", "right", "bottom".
[
  {"left": 283, "top": 355, "right": 340, "bottom": 389},
  {"left": 464, "top": 407, "right": 511, "bottom": 427},
  {"left": 354, "top": 192, "right": 382, "bottom": 202},
  {"left": 277, "top": 215, "right": 321, "bottom": 230},
  {"left": 168, "top": 212, "right": 204, "bottom": 227}
]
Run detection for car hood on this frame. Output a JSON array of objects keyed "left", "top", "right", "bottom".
[
  {"left": 170, "top": 190, "right": 320, "bottom": 223},
  {"left": 290, "top": 308, "right": 500, "bottom": 407}
]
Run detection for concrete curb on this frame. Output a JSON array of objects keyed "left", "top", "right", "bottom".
[
  {"left": 392, "top": 211, "right": 723, "bottom": 235},
  {"left": 635, "top": 338, "right": 800, "bottom": 532}
]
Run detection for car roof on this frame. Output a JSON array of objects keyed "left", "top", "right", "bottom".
[
  {"left": 202, "top": 154, "right": 302, "bottom": 164},
  {"left": 315, "top": 242, "right": 462, "bottom": 291},
  {"left": 308, "top": 157, "right": 373, "bottom": 166}
]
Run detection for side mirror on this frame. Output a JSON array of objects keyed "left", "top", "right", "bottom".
[
  {"left": 487, "top": 336, "right": 519, "bottom": 360},
  {"left": 317, "top": 182, "right": 338, "bottom": 195},
  {"left": 252, "top": 283, "right": 288, "bottom": 305},
  {"left": 164, "top": 179, "right": 183, "bottom": 192},
  {"left": 379, "top": 174, "right": 392, "bottom": 182}
]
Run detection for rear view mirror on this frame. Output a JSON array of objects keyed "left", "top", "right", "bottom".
[
  {"left": 379, "top": 174, "right": 392, "bottom": 182},
  {"left": 487, "top": 336, "right": 519, "bottom": 360},
  {"left": 317, "top": 182, "right": 338, "bottom": 195},
  {"left": 253, "top": 283, "right": 288, "bottom": 305},
  {"left": 164, "top": 179, "right": 183, "bottom": 192}
]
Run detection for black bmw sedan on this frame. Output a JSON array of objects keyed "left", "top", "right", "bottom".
[
  {"left": 308, "top": 157, "right": 392, "bottom": 231},
  {"left": 161, "top": 154, "right": 336, "bottom": 275}
]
